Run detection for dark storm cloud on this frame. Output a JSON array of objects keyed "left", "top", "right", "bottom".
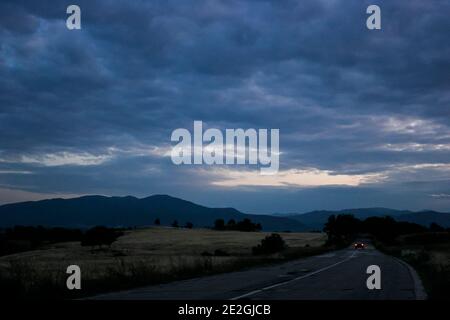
[{"left": 0, "top": 0, "right": 449, "bottom": 211}]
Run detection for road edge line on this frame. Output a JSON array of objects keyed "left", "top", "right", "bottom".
[{"left": 394, "top": 257, "right": 427, "bottom": 300}]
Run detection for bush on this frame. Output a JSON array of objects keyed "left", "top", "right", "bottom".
[
  {"left": 214, "top": 219, "right": 225, "bottom": 230},
  {"left": 252, "top": 233, "right": 286, "bottom": 255},
  {"left": 428, "top": 265, "right": 450, "bottom": 300}
]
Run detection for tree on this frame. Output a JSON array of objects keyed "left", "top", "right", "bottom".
[
  {"left": 430, "top": 222, "right": 445, "bottom": 232},
  {"left": 324, "top": 214, "right": 361, "bottom": 246},
  {"left": 154, "top": 218, "right": 161, "bottom": 226},
  {"left": 185, "top": 222, "right": 193, "bottom": 229},
  {"left": 362, "top": 216, "right": 425, "bottom": 244},
  {"left": 171, "top": 220, "right": 179, "bottom": 228},
  {"left": 227, "top": 219, "right": 236, "bottom": 229},
  {"left": 214, "top": 218, "right": 262, "bottom": 231},
  {"left": 235, "top": 218, "right": 261, "bottom": 232},
  {"left": 214, "top": 219, "right": 225, "bottom": 230},
  {"left": 252, "top": 233, "right": 286, "bottom": 255}
]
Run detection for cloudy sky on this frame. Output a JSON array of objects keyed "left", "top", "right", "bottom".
[{"left": 0, "top": 0, "right": 449, "bottom": 213}]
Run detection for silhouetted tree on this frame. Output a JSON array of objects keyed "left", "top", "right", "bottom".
[
  {"left": 235, "top": 218, "right": 261, "bottom": 232},
  {"left": 214, "top": 219, "right": 225, "bottom": 230},
  {"left": 252, "top": 233, "right": 286, "bottom": 255},
  {"left": 362, "top": 216, "right": 425, "bottom": 244},
  {"left": 215, "top": 218, "right": 261, "bottom": 231},
  {"left": 430, "top": 222, "right": 445, "bottom": 232},
  {"left": 185, "top": 222, "right": 193, "bottom": 229},
  {"left": 171, "top": 220, "right": 179, "bottom": 228},
  {"left": 324, "top": 214, "right": 361, "bottom": 246},
  {"left": 154, "top": 218, "right": 161, "bottom": 226},
  {"left": 0, "top": 226, "right": 83, "bottom": 256},
  {"left": 227, "top": 219, "right": 236, "bottom": 229}
]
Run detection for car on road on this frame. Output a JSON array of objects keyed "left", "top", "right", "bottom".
[{"left": 354, "top": 242, "right": 365, "bottom": 249}]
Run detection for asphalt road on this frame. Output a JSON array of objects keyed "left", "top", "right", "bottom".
[{"left": 92, "top": 240, "right": 426, "bottom": 300}]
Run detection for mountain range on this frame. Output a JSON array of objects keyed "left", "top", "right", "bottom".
[
  {"left": 0, "top": 195, "right": 449, "bottom": 231},
  {"left": 0, "top": 194, "right": 307, "bottom": 231}
]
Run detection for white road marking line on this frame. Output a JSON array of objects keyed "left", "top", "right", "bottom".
[{"left": 230, "top": 251, "right": 357, "bottom": 300}]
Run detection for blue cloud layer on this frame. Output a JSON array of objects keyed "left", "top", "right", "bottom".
[{"left": 0, "top": 0, "right": 449, "bottom": 212}]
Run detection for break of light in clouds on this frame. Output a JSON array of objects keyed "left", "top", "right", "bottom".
[
  {"left": 20, "top": 152, "right": 112, "bottom": 167},
  {"left": 209, "top": 168, "right": 385, "bottom": 188},
  {"left": 0, "top": 0, "right": 449, "bottom": 212}
]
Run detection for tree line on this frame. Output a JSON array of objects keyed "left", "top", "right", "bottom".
[
  {"left": 0, "top": 216, "right": 265, "bottom": 256},
  {"left": 324, "top": 214, "right": 449, "bottom": 246},
  {"left": 0, "top": 225, "right": 123, "bottom": 256},
  {"left": 213, "top": 218, "right": 262, "bottom": 232},
  {"left": 152, "top": 217, "right": 263, "bottom": 231}
]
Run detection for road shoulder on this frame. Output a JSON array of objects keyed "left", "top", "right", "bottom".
[{"left": 394, "top": 257, "right": 427, "bottom": 300}]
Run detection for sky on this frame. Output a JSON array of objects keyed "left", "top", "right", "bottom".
[{"left": 0, "top": 0, "right": 449, "bottom": 213}]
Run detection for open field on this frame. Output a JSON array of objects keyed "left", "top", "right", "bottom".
[{"left": 0, "top": 227, "right": 327, "bottom": 299}]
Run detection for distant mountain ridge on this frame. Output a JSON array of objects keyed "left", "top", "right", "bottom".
[
  {"left": 286, "top": 208, "right": 450, "bottom": 229},
  {"left": 0, "top": 194, "right": 307, "bottom": 231},
  {"left": 0, "top": 195, "right": 449, "bottom": 231}
]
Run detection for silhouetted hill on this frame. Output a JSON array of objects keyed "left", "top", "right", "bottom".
[
  {"left": 287, "top": 208, "right": 450, "bottom": 229},
  {"left": 396, "top": 210, "right": 450, "bottom": 228},
  {"left": 0, "top": 195, "right": 307, "bottom": 231}
]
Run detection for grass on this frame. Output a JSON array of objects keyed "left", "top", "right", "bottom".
[{"left": 0, "top": 227, "right": 327, "bottom": 299}]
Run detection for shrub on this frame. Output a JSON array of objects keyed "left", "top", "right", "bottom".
[
  {"left": 214, "top": 219, "right": 225, "bottom": 230},
  {"left": 252, "top": 233, "right": 286, "bottom": 255}
]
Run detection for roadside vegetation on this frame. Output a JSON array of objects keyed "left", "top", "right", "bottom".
[
  {"left": 376, "top": 234, "right": 450, "bottom": 300},
  {"left": 324, "top": 214, "right": 450, "bottom": 299}
]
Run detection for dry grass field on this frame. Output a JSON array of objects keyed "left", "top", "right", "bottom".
[
  {"left": 382, "top": 240, "right": 450, "bottom": 299},
  {"left": 0, "top": 227, "right": 326, "bottom": 298}
]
